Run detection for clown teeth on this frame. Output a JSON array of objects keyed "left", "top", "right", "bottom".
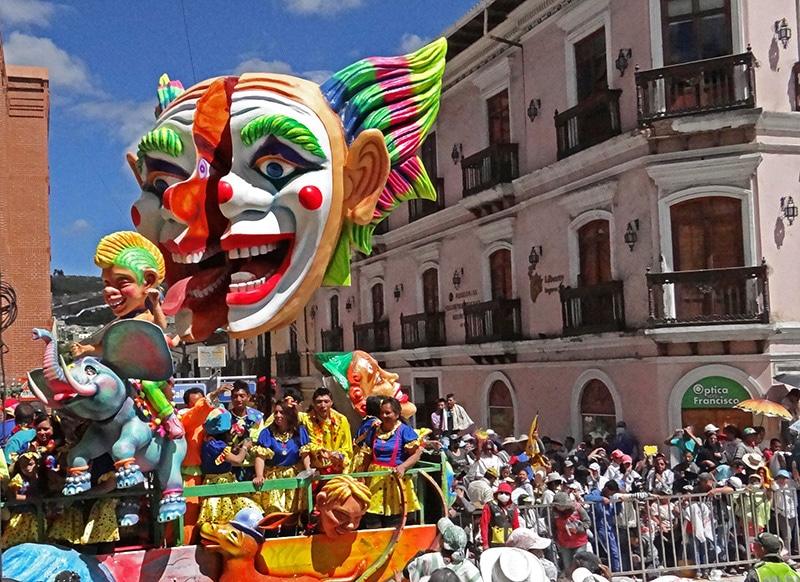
[
  {"left": 170, "top": 244, "right": 221, "bottom": 265},
  {"left": 188, "top": 269, "right": 229, "bottom": 298},
  {"left": 108, "top": 298, "right": 124, "bottom": 308},
  {"left": 227, "top": 243, "right": 278, "bottom": 260},
  {"left": 227, "top": 271, "right": 276, "bottom": 293}
]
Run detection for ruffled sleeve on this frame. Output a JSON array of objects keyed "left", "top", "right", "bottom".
[
  {"left": 8, "top": 473, "right": 24, "bottom": 491},
  {"left": 252, "top": 445, "right": 274, "bottom": 460},
  {"left": 257, "top": 427, "right": 273, "bottom": 448},
  {"left": 401, "top": 424, "right": 422, "bottom": 451},
  {"left": 298, "top": 426, "right": 312, "bottom": 453}
]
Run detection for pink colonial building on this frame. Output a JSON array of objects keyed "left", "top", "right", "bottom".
[{"left": 280, "top": 0, "right": 800, "bottom": 448}]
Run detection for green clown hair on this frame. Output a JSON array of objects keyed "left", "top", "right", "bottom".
[
  {"left": 320, "top": 38, "right": 447, "bottom": 286},
  {"left": 136, "top": 127, "right": 185, "bottom": 173},
  {"left": 94, "top": 231, "right": 166, "bottom": 286}
]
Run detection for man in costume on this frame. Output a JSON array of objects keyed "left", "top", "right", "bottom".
[{"left": 302, "top": 387, "right": 352, "bottom": 473}]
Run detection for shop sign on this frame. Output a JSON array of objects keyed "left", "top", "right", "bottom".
[{"left": 681, "top": 376, "right": 750, "bottom": 409}]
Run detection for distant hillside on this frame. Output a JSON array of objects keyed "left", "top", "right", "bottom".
[{"left": 51, "top": 272, "right": 112, "bottom": 326}]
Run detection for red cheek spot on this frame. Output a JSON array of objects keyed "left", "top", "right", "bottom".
[
  {"left": 298, "top": 185, "right": 323, "bottom": 210},
  {"left": 218, "top": 180, "right": 234, "bottom": 204},
  {"left": 162, "top": 188, "right": 172, "bottom": 211},
  {"left": 131, "top": 206, "right": 141, "bottom": 227}
]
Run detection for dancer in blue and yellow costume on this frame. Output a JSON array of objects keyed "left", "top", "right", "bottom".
[
  {"left": 252, "top": 397, "right": 311, "bottom": 513},
  {"left": 362, "top": 397, "right": 424, "bottom": 529}
]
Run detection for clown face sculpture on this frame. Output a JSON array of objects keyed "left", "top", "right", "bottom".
[{"left": 128, "top": 41, "right": 445, "bottom": 341}]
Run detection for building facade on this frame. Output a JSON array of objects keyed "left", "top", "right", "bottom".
[
  {"left": 0, "top": 34, "right": 52, "bottom": 383},
  {"left": 271, "top": 0, "right": 800, "bottom": 448}
]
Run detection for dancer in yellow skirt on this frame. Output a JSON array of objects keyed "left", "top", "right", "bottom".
[
  {"left": 253, "top": 397, "right": 311, "bottom": 514},
  {"left": 362, "top": 397, "right": 424, "bottom": 529},
  {"left": 2, "top": 452, "right": 41, "bottom": 548},
  {"left": 197, "top": 408, "right": 261, "bottom": 525}
]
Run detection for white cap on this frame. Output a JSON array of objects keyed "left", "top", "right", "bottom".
[
  {"left": 589, "top": 462, "right": 601, "bottom": 471},
  {"left": 704, "top": 423, "right": 720, "bottom": 434}
]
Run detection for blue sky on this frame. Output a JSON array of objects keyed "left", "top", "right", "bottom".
[{"left": 0, "top": 0, "right": 476, "bottom": 275}]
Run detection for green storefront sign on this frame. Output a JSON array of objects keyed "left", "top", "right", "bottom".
[{"left": 681, "top": 376, "right": 751, "bottom": 409}]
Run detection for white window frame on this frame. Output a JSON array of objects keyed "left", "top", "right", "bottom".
[
  {"left": 570, "top": 369, "right": 624, "bottom": 441},
  {"left": 482, "top": 242, "right": 516, "bottom": 302},
  {"left": 560, "top": 2, "right": 613, "bottom": 108},
  {"left": 567, "top": 209, "right": 616, "bottom": 287},
  {"left": 417, "top": 262, "right": 441, "bottom": 314},
  {"left": 482, "top": 371, "right": 518, "bottom": 437}
]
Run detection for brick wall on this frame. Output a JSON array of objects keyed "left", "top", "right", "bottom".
[{"left": 0, "top": 41, "right": 53, "bottom": 384}]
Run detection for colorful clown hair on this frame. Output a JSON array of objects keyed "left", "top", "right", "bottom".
[
  {"left": 155, "top": 74, "right": 185, "bottom": 119},
  {"left": 320, "top": 474, "right": 372, "bottom": 507},
  {"left": 320, "top": 38, "right": 446, "bottom": 285},
  {"left": 94, "top": 231, "right": 166, "bottom": 286}
]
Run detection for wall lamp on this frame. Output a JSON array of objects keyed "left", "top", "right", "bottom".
[
  {"left": 782, "top": 196, "right": 798, "bottom": 225},
  {"left": 393, "top": 284, "right": 403, "bottom": 301},
  {"left": 345, "top": 296, "right": 354, "bottom": 312},
  {"left": 451, "top": 143, "right": 463, "bottom": 165},
  {"left": 624, "top": 219, "right": 640, "bottom": 251},
  {"left": 452, "top": 268, "right": 464, "bottom": 290},
  {"left": 615, "top": 49, "right": 632, "bottom": 76},
  {"left": 527, "top": 98, "right": 542, "bottom": 122},
  {"left": 776, "top": 18, "right": 792, "bottom": 49},
  {"left": 528, "top": 246, "right": 543, "bottom": 269}
]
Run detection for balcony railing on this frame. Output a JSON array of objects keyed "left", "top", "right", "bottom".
[
  {"left": 559, "top": 281, "right": 626, "bottom": 336},
  {"left": 635, "top": 51, "right": 756, "bottom": 125},
  {"left": 321, "top": 326, "right": 344, "bottom": 352},
  {"left": 463, "top": 298, "right": 522, "bottom": 344},
  {"left": 555, "top": 88, "right": 622, "bottom": 160},
  {"left": 401, "top": 311, "right": 446, "bottom": 349},
  {"left": 354, "top": 320, "right": 390, "bottom": 352},
  {"left": 223, "top": 356, "right": 268, "bottom": 376},
  {"left": 408, "top": 178, "right": 445, "bottom": 222},
  {"left": 646, "top": 264, "right": 769, "bottom": 327},
  {"left": 275, "top": 351, "right": 301, "bottom": 377},
  {"left": 461, "top": 143, "right": 519, "bottom": 197}
]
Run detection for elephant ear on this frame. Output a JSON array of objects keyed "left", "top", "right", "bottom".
[
  {"left": 27, "top": 368, "right": 62, "bottom": 409},
  {"left": 102, "top": 320, "right": 173, "bottom": 381}
]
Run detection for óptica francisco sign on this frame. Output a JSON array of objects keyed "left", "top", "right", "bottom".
[{"left": 681, "top": 376, "right": 751, "bottom": 409}]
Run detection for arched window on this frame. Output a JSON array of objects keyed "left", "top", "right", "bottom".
[
  {"left": 580, "top": 379, "right": 616, "bottom": 444},
  {"left": 578, "top": 219, "right": 611, "bottom": 287},
  {"left": 371, "top": 283, "right": 385, "bottom": 322},
  {"left": 488, "top": 380, "right": 514, "bottom": 438},
  {"left": 489, "top": 248, "right": 512, "bottom": 300},
  {"left": 329, "top": 295, "right": 339, "bottom": 329},
  {"left": 422, "top": 268, "right": 439, "bottom": 313}
]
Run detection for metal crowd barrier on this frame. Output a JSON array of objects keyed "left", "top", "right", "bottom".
[{"left": 505, "top": 488, "right": 798, "bottom": 579}]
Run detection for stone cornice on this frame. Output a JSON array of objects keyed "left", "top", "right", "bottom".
[
  {"left": 477, "top": 216, "right": 516, "bottom": 245},
  {"left": 646, "top": 152, "right": 762, "bottom": 194}
]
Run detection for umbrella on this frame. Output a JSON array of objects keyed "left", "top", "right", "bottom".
[{"left": 734, "top": 398, "right": 792, "bottom": 420}]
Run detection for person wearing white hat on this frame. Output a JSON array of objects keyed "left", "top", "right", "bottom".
[
  {"left": 507, "top": 527, "right": 557, "bottom": 582},
  {"left": 704, "top": 424, "right": 720, "bottom": 435},
  {"left": 479, "top": 547, "right": 547, "bottom": 582}
]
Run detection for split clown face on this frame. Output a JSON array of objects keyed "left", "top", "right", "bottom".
[{"left": 128, "top": 74, "right": 390, "bottom": 341}]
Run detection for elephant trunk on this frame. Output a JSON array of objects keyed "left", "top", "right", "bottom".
[{"left": 32, "top": 328, "right": 95, "bottom": 399}]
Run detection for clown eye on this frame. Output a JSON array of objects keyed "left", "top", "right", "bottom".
[
  {"left": 255, "top": 155, "right": 298, "bottom": 181},
  {"left": 144, "top": 171, "right": 186, "bottom": 198},
  {"left": 84, "top": 366, "right": 97, "bottom": 376},
  {"left": 198, "top": 158, "right": 210, "bottom": 179}
]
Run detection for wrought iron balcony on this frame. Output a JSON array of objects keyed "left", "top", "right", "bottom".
[
  {"left": 461, "top": 143, "right": 519, "bottom": 197},
  {"left": 635, "top": 51, "right": 756, "bottom": 126},
  {"left": 408, "top": 178, "right": 445, "bottom": 222},
  {"left": 401, "top": 311, "right": 446, "bottom": 349},
  {"left": 223, "top": 355, "right": 268, "bottom": 377},
  {"left": 321, "top": 326, "right": 344, "bottom": 352},
  {"left": 559, "top": 281, "right": 626, "bottom": 336},
  {"left": 275, "top": 351, "right": 301, "bottom": 377},
  {"left": 555, "top": 88, "right": 622, "bottom": 160},
  {"left": 646, "top": 264, "right": 769, "bottom": 327},
  {"left": 463, "top": 298, "right": 522, "bottom": 344},
  {"left": 354, "top": 320, "right": 390, "bottom": 352}
]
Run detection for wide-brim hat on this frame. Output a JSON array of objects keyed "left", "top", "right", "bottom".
[
  {"left": 480, "top": 547, "right": 548, "bottom": 582},
  {"left": 517, "top": 434, "right": 530, "bottom": 443},
  {"left": 229, "top": 507, "right": 265, "bottom": 543},
  {"left": 742, "top": 452, "right": 765, "bottom": 471},
  {"left": 572, "top": 567, "right": 610, "bottom": 582},
  {"left": 506, "top": 527, "right": 552, "bottom": 550},
  {"left": 545, "top": 472, "right": 564, "bottom": 484},
  {"left": 503, "top": 436, "right": 519, "bottom": 446}
]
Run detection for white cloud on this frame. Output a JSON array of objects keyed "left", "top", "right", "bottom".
[
  {"left": 0, "top": 0, "right": 54, "bottom": 27},
  {"left": 72, "top": 99, "right": 155, "bottom": 154},
  {"left": 3, "top": 32, "right": 104, "bottom": 96},
  {"left": 284, "top": 0, "right": 364, "bottom": 16},
  {"left": 232, "top": 57, "right": 332, "bottom": 85},
  {"left": 399, "top": 33, "right": 429, "bottom": 54},
  {"left": 63, "top": 219, "right": 91, "bottom": 236}
]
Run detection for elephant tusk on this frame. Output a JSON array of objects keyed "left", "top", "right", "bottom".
[
  {"left": 27, "top": 372, "right": 49, "bottom": 406},
  {"left": 59, "top": 355, "right": 96, "bottom": 397}
]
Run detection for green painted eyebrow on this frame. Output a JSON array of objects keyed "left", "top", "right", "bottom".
[
  {"left": 136, "top": 127, "right": 185, "bottom": 171},
  {"left": 240, "top": 114, "right": 326, "bottom": 159}
]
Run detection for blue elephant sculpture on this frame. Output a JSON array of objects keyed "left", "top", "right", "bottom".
[{"left": 27, "top": 319, "right": 187, "bottom": 523}]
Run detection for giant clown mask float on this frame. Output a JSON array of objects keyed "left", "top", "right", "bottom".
[{"left": 128, "top": 40, "right": 446, "bottom": 342}]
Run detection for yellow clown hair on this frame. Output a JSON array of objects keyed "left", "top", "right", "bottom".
[
  {"left": 321, "top": 474, "right": 372, "bottom": 507},
  {"left": 94, "top": 231, "right": 166, "bottom": 286}
]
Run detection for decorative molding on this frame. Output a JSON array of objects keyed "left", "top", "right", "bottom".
[
  {"left": 410, "top": 241, "right": 442, "bottom": 266},
  {"left": 477, "top": 217, "right": 516, "bottom": 246},
  {"left": 646, "top": 153, "right": 762, "bottom": 196},
  {"left": 558, "top": 180, "right": 617, "bottom": 217},
  {"left": 359, "top": 260, "right": 386, "bottom": 282},
  {"left": 570, "top": 368, "right": 623, "bottom": 441},
  {"left": 471, "top": 56, "right": 511, "bottom": 100},
  {"left": 557, "top": 0, "right": 609, "bottom": 31}
]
